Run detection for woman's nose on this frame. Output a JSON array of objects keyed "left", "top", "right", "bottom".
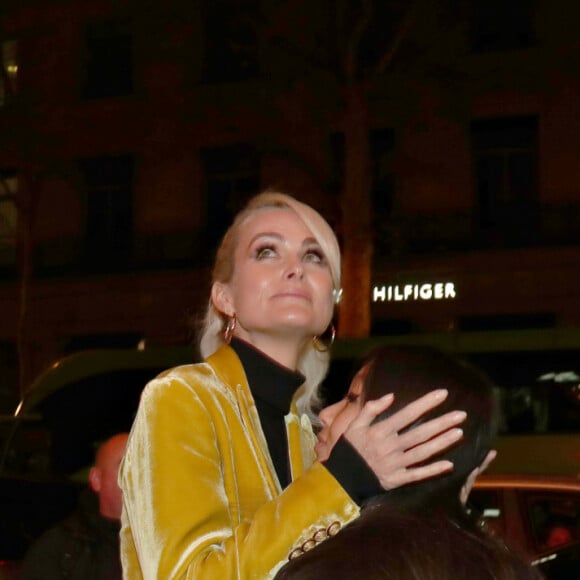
[
  {"left": 285, "top": 259, "right": 304, "bottom": 280},
  {"left": 319, "top": 401, "right": 341, "bottom": 426}
]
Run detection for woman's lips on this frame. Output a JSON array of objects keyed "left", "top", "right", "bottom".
[{"left": 273, "top": 285, "right": 310, "bottom": 300}]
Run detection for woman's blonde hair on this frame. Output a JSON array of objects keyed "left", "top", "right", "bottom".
[{"left": 199, "top": 190, "right": 341, "bottom": 417}]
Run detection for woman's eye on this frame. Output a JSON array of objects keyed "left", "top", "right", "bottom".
[
  {"left": 254, "top": 245, "right": 276, "bottom": 259},
  {"left": 303, "top": 248, "right": 325, "bottom": 264}
]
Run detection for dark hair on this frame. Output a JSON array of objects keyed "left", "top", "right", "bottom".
[
  {"left": 360, "top": 345, "right": 499, "bottom": 516},
  {"left": 275, "top": 346, "right": 540, "bottom": 580},
  {"left": 275, "top": 504, "right": 541, "bottom": 580}
]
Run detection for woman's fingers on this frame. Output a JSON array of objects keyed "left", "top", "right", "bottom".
[
  {"left": 388, "top": 410, "right": 467, "bottom": 452},
  {"left": 348, "top": 387, "right": 449, "bottom": 434},
  {"left": 347, "top": 392, "right": 395, "bottom": 430},
  {"left": 395, "top": 426, "right": 463, "bottom": 467},
  {"left": 342, "top": 388, "right": 472, "bottom": 491},
  {"left": 379, "top": 388, "right": 450, "bottom": 434},
  {"left": 386, "top": 460, "right": 454, "bottom": 489}
]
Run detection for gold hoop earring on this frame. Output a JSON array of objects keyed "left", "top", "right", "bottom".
[
  {"left": 312, "top": 324, "right": 336, "bottom": 352},
  {"left": 224, "top": 314, "right": 237, "bottom": 344}
]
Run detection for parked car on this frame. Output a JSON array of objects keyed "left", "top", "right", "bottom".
[
  {"left": 1, "top": 328, "right": 579, "bottom": 575},
  {"left": 0, "top": 345, "right": 196, "bottom": 574},
  {"left": 470, "top": 474, "right": 580, "bottom": 578}
]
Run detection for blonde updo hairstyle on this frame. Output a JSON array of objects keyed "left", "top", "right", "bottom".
[{"left": 199, "top": 191, "right": 341, "bottom": 417}]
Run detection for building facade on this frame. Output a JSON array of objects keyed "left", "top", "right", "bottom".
[{"left": 1, "top": 0, "right": 580, "bottom": 407}]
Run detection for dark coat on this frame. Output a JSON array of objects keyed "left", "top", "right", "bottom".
[{"left": 20, "top": 489, "right": 122, "bottom": 580}]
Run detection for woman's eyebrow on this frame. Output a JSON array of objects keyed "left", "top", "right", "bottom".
[
  {"left": 248, "top": 232, "right": 284, "bottom": 245},
  {"left": 247, "top": 233, "right": 320, "bottom": 247},
  {"left": 301, "top": 236, "right": 319, "bottom": 247}
]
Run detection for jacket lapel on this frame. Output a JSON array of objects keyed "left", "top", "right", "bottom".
[
  {"left": 206, "top": 345, "right": 281, "bottom": 496},
  {"left": 286, "top": 394, "right": 317, "bottom": 481}
]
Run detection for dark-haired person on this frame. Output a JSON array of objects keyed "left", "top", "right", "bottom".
[
  {"left": 21, "top": 433, "right": 128, "bottom": 580},
  {"left": 276, "top": 346, "right": 542, "bottom": 580},
  {"left": 119, "top": 192, "right": 467, "bottom": 579}
]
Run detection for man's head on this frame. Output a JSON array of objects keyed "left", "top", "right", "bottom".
[{"left": 88, "top": 433, "right": 129, "bottom": 520}]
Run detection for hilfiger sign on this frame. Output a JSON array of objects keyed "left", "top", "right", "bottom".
[{"left": 373, "top": 282, "right": 457, "bottom": 302}]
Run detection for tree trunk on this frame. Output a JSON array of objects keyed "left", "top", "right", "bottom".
[{"left": 338, "top": 84, "right": 372, "bottom": 337}]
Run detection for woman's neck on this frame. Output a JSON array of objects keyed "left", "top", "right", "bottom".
[{"left": 232, "top": 331, "right": 306, "bottom": 371}]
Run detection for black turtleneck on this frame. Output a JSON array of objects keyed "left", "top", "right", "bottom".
[
  {"left": 230, "top": 338, "right": 382, "bottom": 503},
  {"left": 230, "top": 338, "right": 304, "bottom": 488}
]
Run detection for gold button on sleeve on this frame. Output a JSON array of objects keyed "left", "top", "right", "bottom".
[
  {"left": 327, "top": 521, "right": 341, "bottom": 536},
  {"left": 288, "top": 548, "right": 303, "bottom": 561}
]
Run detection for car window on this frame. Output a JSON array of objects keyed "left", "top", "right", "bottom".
[
  {"left": 1, "top": 368, "right": 161, "bottom": 479},
  {"left": 468, "top": 489, "right": 506, "bottom": 539},
  {"left": 523, "top": 490, "right": 580, "bottom": 553}
]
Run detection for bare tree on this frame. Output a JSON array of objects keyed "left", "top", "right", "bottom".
[{"left": 263, "top": 0, "right": 426, "bottom": 336}]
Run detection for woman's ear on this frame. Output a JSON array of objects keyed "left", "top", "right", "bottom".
[
  {"left": 459, "top": 449, "right": 497, "bottom": 505},
  {"left": 211, "top": 282, "right": 234, "bottom": 317}
]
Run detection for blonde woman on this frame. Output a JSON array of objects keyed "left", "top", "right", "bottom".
[{"left": 119, "top": 192, "right": 465, "bottom": 579}]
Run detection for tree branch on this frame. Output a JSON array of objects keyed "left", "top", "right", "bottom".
[
  {"left": 344, "top": 0, "right": 373, "bottom": 83},
  {"left": 364, "top": 0, "right": 422, "bottom": 91}
]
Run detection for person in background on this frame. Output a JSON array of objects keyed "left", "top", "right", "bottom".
[
  {"left": 276, "top": 346, "right": 540, "bottom": 580},
  {"left": 21, "top": 433, "right": 129, "bottom": 580},
  {"left": 119, "top": 191, "right": 466, "bottom": 579}
]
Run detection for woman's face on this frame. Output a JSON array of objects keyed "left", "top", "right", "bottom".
[
  {"left": 215, "top": 208, "right": 335, "bottom": 350},
  {"left": 315, "top": 363, "right": 370, "bottom": 461}
]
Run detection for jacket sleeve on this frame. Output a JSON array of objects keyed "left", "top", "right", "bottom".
[{"left": 119, "top": 373, "right": 359, "bottom": 580}]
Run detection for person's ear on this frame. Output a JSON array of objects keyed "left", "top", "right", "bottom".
[
  {"left": 460, "top": 449, "right": 497, "bottom": 505},
  {"left": 89, "top": 466, "right": 101, "bottom": 493},
  {"left": 211, "top": 282, "right": 234, "bottom": 317}
]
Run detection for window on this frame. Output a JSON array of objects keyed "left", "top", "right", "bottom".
[
  {"left": 0, "top": 169, "right": 18, "bottom": 268},
  {"left": 0, "top": 40, "right": 18, "bottom": 106},
  {"left": 526, "top": 491, "right": 580, "bottom": 552},
  {"left": 202, "top": 0, "right": 259, "bottom": 83},
  {"left": 468, "top": 489, "right": 505, "bottom": 539},
  {"left": 201, "top": 144, "right": 259, "bottom": 250},
  {"left": 78, "top": 155, "right": 134, "bottom": 269},
  {"left": 82, "top": 20, "right": 133, "bottom": 99},
  {"left": 471, "top": 0, "right": 536, "bottom": 52},
  {"left": 471, "top": 116, "right": 538, "bottom": 245}
]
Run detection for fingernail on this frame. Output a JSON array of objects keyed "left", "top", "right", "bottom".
[
  {"left": 382, "top": 393, "right": 394, "bottom": 400},
  {"left": 433, "top": 389, "right": 448, "bottom": 400},
  {"left": 454, "top": 411, "right": 467, "bottom": 422},
  {"left": 450, "top": 428, "right": 463, "bottom": 439}
]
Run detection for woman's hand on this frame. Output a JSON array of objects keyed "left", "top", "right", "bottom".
[{"left": 343, "top": 389, "right": 466, "bottom": 490}]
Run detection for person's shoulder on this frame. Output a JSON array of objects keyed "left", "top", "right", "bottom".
[
  {"left": 20, "top": 516, "right": 80, "bottom": 577},
  {"left": 30, "top": 517, "right": 78, "bottom": 549},
  {"left": 156, "top": 362, "right": 214, "bottom": 384},
  {"left": 143, "top": 362, "right": 213, "bottom": 392},
  {"left": 140, "top": 360, "right": 236, "bottom": 406}
]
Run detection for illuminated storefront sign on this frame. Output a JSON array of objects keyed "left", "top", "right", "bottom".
[{"left": 373, "top": 282, "right": 456, "bottom": 302}]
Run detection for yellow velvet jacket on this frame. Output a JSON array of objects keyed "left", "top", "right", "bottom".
[{"left": 119, "top": 344, "right": 360, "bottom": 579}]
